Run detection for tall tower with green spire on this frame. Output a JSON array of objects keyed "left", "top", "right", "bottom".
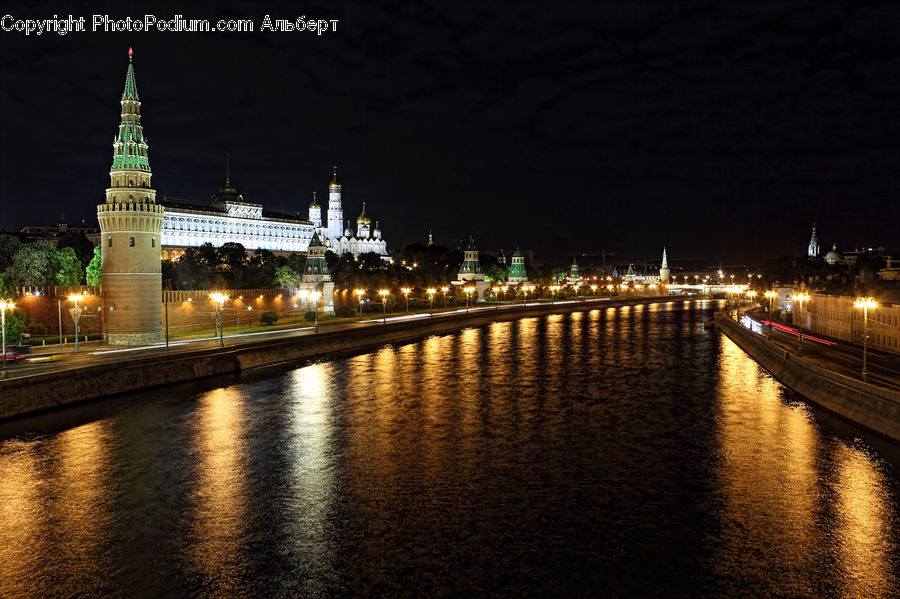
[
  {"left": 567, "top": 257, "right": 581, "bottom": 284},
  {"left": 96, "top": 48, "right": 165, "bottom": 345}
]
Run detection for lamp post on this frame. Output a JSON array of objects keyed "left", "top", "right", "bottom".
[
  {"left": 57, "top": 298, "right": 63, "bottom": 351},
  {"left": 550, "top": 285, "right": 559, "bottom": 304},
  {"left": 0, "top": 300, "right": 13, "bottom": 379},
  {"left": 441, "top": 286, "right": 449, "bottom": 311},
  {"left": 492, "top": 286, "right": 501, "bottom": 310},
  {"left": 464, "top": 287, "right": 474, "bottom": 313},
  {"left": 792, "top": 293, "right": 810, "bottom": 354},
  {"left": 379, "top": 289, "right": 389, "bottom": 324},
  {"left": 854, "top": 297, "right": 876, "bottom": 381},
  {"left": 427, "top": 288, "right": 436, "bottom": 315},
  {"left": 310, "top": 290, "right": 321, "bottom": 333},
  {"left": 764, "top": 290, "right": 777, "bottom": 331},
  {"left": 746, "top": 290, "right": 757, "bottom": 308},
  {"left": 210, "top": 293, "right": 227, "bottom": 348},
  {"left": 354, "top": 289, "right": 365, "bottom": 320},
  {"left": 401, "top": 287, "right": 411, "bottom": 313},
  {"left": 68, "top": 294, "right": 83, "bottom": 352}
]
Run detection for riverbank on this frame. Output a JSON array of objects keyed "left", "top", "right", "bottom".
[
  {"left": 0, "top": 295, "right": 683, "bottom": 421},
  {"left": 717, "top": 312, "right": 900, "bottom": 442}
]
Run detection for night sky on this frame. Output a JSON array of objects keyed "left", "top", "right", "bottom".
[{"left": 1, "top": 1, "right": 898, "bottom": 264}]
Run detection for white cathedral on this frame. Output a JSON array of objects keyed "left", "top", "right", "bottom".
[{"left": 309, "top": 166, "right": 388, "bottom": 258}]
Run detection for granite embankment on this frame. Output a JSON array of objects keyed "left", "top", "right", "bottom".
[
  {"left": 718, "top": 313, "right": 900, "bottom": 442},
  {"left": 0, "top": 296, "right": 677, "bottom": 421}
]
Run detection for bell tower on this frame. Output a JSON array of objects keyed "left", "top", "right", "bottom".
[
  {"left": 96, "top": 48, "right": 165, "bottom": 345},
  {"left": 327, "top": 165, "right": 344, "bottom": 240}
]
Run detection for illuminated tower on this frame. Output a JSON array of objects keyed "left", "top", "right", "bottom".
[
  {"left": 659, "top": 247, "right": 670, "bottom": 284},
  {"left": 457, "top": 236, "right": 484, "bottom": 282},
  {"left": 327, "top": 165, "right": 343, "bottom": 240},
  {"left": 807, "top": 222, "right": 820, "bottom": 258},
  {"left": 567, "top": 257, "right": 581, "bottom": 284},
  {"left": 507, "top": 248, "right": 528, "bottom": 283},
  {"left": 96, "top": 48, "right": 164, "bottom": 345},
  {"left": 308, "top": 191, "right": 322, "bottom": 230},
  {"left": 356, "top": 202, "right": 371, "bottom": 239}
]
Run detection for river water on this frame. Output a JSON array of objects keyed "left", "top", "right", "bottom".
[{"left": 1, "top": 299, "right": 899, "bottom": 597}]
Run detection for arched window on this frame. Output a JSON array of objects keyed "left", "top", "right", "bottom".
[
  {"left": 129, "top": 236, "right": 135, "bottom": 247},
  {"left": 151, "top": 238, "right": 156, "bottom": 247},
  {"left": 108, "top": 237, "right": 112, "bottom": 247}
]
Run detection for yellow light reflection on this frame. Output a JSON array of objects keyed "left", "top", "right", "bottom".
[{"left": 186, "top": 387, "right": 249, "bottom": 594}]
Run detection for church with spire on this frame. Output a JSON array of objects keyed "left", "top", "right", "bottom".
[{"left": 310, "top": 166, "right": 389, "bottom": 258}]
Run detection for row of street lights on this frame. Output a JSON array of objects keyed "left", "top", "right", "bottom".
[{"left": 745, "top": 289, "right": 878, "bottom": 382}]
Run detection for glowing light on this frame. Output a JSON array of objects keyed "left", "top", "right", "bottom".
[
  {"left": 854, "top": 297, "right": 876, "bottom": 309},
  {"left": 210, "top": 293, "right": 227, "bottom": 304}
]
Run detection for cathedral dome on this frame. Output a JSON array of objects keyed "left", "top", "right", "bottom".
[
  {"left": 357, "top": 203, "right": 371, "bottom": 226},
  {"left": 824, "top": 244, "right": 843, "bottom": 265},
  {"left": 309, "top": 191, "right": 319, "bottom": 209},
  {"left": 329, "top": 165, "right": 341, "bottom": 189}
]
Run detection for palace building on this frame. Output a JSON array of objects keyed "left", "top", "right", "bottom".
[
  {"left": 160, "top": 165, "right": 389, "bottom": 261},
  {"left": 160, "top": 172, "right": 315, "bottom": 260}
]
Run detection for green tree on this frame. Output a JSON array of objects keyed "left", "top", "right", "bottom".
[
  {"left": 57, "top": 232, "right": 96, "bottom": 269},
  {"left": 1, "top": 308, "right": 25, "bottom": 345},
  {"left": 274, "top": 264, "right": 302, "bottom": 288},
  {"left": 86, "top": 246, "right": 102, "bottom": 286},
  {"left": 52, "top": 247, "right": 84, "bottom": 285},
  {"left": 485, "top": 264, "right": 508, "bottom": 284},
  {"left": 0, "top": 235, "right": 23, "bottom": 272},
  {"left": 7, "top": 241, "right": 56, "bottom": 286}
]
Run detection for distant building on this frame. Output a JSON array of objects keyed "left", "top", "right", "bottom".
[
  {"left": 807, "top": 222, "right": 820, "bottom": 258},
  {"left": 311, "top": 167, "right": 389, "bottom": 258},
  {"left": 567, "top": 258, "right": 581, "bottom": 285},
  {"left": 824, "top": 243, "right": 843, "bottom": 266},
  {"left": 160, "top": 176, "right": 314, "bottom": 260},
  {"left": 797, "top": 290, "right": 900, "bottom": 354},
  {"left": 507, "top": 248, "right": 528, "bottom": 283},
  {"left": 20, "top": 221, "right": 100, "bottom": 247},
  {"left": 659, "top": 247, "right": 670, "bottom": 284}
]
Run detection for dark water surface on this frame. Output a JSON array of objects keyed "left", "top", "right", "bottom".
[{"left": 2, "top": 300, "right": 899, "bottom": 597}]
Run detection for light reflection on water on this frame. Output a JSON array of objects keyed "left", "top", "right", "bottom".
[{"left": 0, "top": 300, "right": 898, "bottom": 596}]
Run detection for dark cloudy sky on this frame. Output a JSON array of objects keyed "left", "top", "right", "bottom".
[{"left": 1, "top": 0, "right": 898, "bottom": 264}]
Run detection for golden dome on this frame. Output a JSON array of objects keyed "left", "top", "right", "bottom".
[
  {"left": 357, "top": 202, "right": 371, "bottom": 226},
  {"left": 329, "top": 165, "right": 341, "bottom": 189}
]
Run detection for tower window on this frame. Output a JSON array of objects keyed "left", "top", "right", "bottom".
[
  {"left": 108, "top": 237, "right": 112, "bottom": 247},
  {"left": 129, "top": 236, "right": 135, "bottom": 247},
  {"left": 151, "top": 238, "right": 156, "bottom": 247}
]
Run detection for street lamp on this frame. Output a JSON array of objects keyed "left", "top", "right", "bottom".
[
  {"left": 792, "top": 293, "right": 810, "bottom": 354},
  {"left": 401, "top": 287, "right": 411, "bottom": 312},
  {"left": 764, "top": 290, "right": 777, "bottom": 331},
  {"left": 379, "top": 289, "right": 389, "bottom": 323},
  {"left": 210, "top": 293, "right": 227, "bottom": 347},
  {"left": 310, "top": 290, "right": 321, "bottom": 333},
  {"left": 854, "top": 297, "right": 876, "bottom": 381},
  {"left": 464, "top": 287, "right": 474, "bottom": 313},
  {"left": 441, "top": 286, "right": 449, "bottom": 311},
  {"left": 0, "top": 300, "right": 14, "bottom": 379},
  {"left": 427, "top": 288, "right": 436, "bottom": 315},
  {"left": 354, "top": 289, "right": 365, "bottom": 320},
  {"left": 68, "top": 294, "right": 84, "bottom": 352},
  {"left": 550, "top": 285, "right": 560, "bottom": 304}
]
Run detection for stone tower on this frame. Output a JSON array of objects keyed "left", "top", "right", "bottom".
[
  {"left": 659, "top": 247, "right": 670, "bottom": 284},
  {"left": 327, "top": 165, "right": 344, "bottom": 240},
  {"left": 456, "top": 236, "right": 484, "bottom": 282},
  {"left": 508, "top": 248, "right": 528, "bottom": 283},
  {"left": 567, "top": 257, "right": 581, "bottom": 284},
  {"left": 96, "top": 48, "right": 164, "bottom": 345}
]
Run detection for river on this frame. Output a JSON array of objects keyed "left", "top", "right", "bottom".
[{"left": 1, "top": 299, "right": 898, "bottom": 597}]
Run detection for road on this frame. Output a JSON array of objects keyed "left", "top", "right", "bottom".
[
  {"left": 2, "top": 298, "right": 613, "bottom": 381},
  {"left": 737, "top": 309, "right": 900, "bottom": 392}
]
